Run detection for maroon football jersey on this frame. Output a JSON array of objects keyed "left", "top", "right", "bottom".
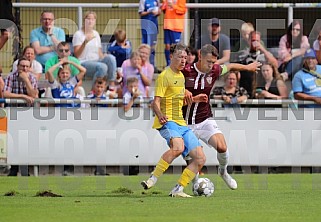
[{"left": 182, "top": 63, "right": 222, "bottom": 124}]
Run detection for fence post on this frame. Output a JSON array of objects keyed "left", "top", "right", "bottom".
[{"left": 77, "top": 6, "right": 82, "bottom": 30}]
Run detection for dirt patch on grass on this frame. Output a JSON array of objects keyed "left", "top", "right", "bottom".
[{"left": 35, "top": 190, "right": 62, "bottom": 197}]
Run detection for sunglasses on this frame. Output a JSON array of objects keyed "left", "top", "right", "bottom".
[{"left": 58, "top": 49, "right": 70, "bottom": 53}]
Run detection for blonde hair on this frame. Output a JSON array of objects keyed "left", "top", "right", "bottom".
[
  {"left": 82, "top": 11, "right": 97, "bottom": 30},
  {"left": 241, "top": 22, "right": 254, "bottom": 34},
  {"left": 126, "top": 77, "right": 139, "bottom": 86}
]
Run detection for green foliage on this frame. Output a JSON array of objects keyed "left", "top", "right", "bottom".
[{"left": 0, "top": 174, "right": 321, "bottom": 222}]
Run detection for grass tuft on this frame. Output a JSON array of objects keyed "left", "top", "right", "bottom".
[
  {"left": 111, "top": 187, "right": 133, "bottom": 194},
  {"left": 35, "top": 190, "right": 62, "bottom": 197}
]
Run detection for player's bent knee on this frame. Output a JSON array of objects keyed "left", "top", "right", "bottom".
[{"left": 216, "top": 145, "right": 227, "bottom": 153}]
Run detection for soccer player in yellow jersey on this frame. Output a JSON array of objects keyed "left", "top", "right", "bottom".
[{"left": 141, "top": 43, "right": 206, "bottom": 197}]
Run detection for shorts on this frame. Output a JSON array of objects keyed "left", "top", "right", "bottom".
[
  {"left": 164, "top": 29, "right": 182, "bottom": 45},
  {"left": 188, "top": 119, "right": 222, "bottom": 144},
  {"left": 158, "top": 121, "right": 201, "bottom": 157}
]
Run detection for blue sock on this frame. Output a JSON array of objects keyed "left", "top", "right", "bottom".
[{"left": 165, "top": 49, "right": 170, "bottom": 66}]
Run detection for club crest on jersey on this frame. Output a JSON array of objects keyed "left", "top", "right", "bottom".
[{"left": 206, "top": 77, "right": 212, "bottom": 84}]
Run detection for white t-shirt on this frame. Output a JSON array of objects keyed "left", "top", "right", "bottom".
[
  {"left": 12, "top": 59, "right": 43, "bottom": 74},
  {"left": 72, "top": 30, "right": 102, "bottom": 62}
]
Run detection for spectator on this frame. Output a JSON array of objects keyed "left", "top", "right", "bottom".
[
  {"left": 254, "top": 62, "right": 288, "bottom": 100},
  {"left": 238, "top": 31, "right": 278, "bottom": 97},
  {"left": 292, "top": 49, "right": 321, "bottom": 108},
  {"left": 30, "top": 11, "right": 65, "bottom": 67},
  {"left": 312, "top": 27, "right": 321, "bottom": 64},
  {"left": 161, "top": 0, "right": 187, "bottom": 66},
  {"left": 72, "top": 11, "right": 117, "bottom": 89},
  {"left": 233, "top": 22, "right": 255, "bottom": 52},
  {"left": 138, "top": 44, "right": 154, "bottom": 97},
  {"left": 4, "top": 57, "right": 39, "bottom": 176},
  {"left": 107, "top": 29, "right": 132, "bottom": 69},
  {"left": 212, "top": 71, "right": 249, "bottom": 107},
  {"left": 12, "top": 46, "right": 42, "bottom": 80},
  {"left": 87, "top": 76, "right": 108, "bottom": 108},
  {"left": 46, "top": 59, "right": 86, "bottom": 108},
  {"left": 186, "top": 46, "right": 198, "bottom": 65},
  {"left": 121, "top": 50, "right": 153, "bottom": 97},
  {"left": 138, "top": 0, "right": 161, "bottom": 69},
  {"left": 196, "top": 18, "right": 231, "bottom": 65},
  {"left": 45, "top": 41, "right": 85, "bottom": 97},
  {"left": 0, "top": 0, "right": 14, "bottom": 50},
  {"left": 123, "top": 77, "right": 143, "bottom": 112},
  {"left": 278, "top": 20, "right": 310, "bottom": 81}
]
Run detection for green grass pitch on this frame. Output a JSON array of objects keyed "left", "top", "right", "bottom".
[{"left": 1, "top": 174, "right": 321, "bottom": 222}]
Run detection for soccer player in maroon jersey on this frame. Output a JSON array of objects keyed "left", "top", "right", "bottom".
[{"left": 182, "top": 44, "right": 261, "bottom": 189}]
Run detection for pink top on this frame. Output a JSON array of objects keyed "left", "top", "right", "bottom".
[
  {"left": 278, "top": 34, "right": 310, "bottom": 65},
  {"left": 121, "top": 59, "right": 154, "bottom": 97}
]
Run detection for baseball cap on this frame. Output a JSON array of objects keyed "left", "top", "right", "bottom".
[
  {"left": 209, "top": 18, "right": 220, "bottom": 26},
  {"left": 304, "top": 49, "right": 316, "bottom": 59}
]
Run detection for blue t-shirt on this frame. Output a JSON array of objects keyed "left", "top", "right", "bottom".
[
  {"left": 107, "top": 40, "right": 132, "bottom": 67},
  {"left": 86, "top": 92, "right": 108, "bottom": 107},
  {"left": 30, "top": 26, "right": 66, "bottom": 66},
  {"left": 292, "top": 66, "right": 321, "bottom": 108},
  {"left": 49, "top": 76, "right": 79, "bottom": 107}
]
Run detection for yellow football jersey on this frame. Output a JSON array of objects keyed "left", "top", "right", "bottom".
[{"left": 152, "top": 67, "right": 187, "bottom": 129}]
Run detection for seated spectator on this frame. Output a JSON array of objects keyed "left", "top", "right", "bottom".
[
  {"left": 4, "top": 57, "right": 38, "bottom": 176},
  {"left": 123, "top": 77, "right": 143, "bottom": 112},
  {"left": 72, "top": 11, "right": 117, "bottom": 90},
  {"left": 292, "top": 49, "right": 321, "bottom": 108},
  {"left": 196, "top": 18, "right": 231, "bottom": 65},
  {"left": 312, "top": 27, "right": 321, "bottom": 64},
  {"left": 46, "top": 59, "right": 86, "bottom": 108},
  {"left": 211, "top": 71, "right": 248, "bottom": 107},
  {"left": 254, "top": 62, "right": 288, "bottom": 99},
  {"left": 12, "top": 46, "right": 42, "bottom": 80},
  {"left": 186, "top": 46, "right": 198, "bottom": 65},
  {"left": 30, "top": 10, "right": 65, "bottom": 67},
  {"left": 278, "top": 20, "right": 310, "bottom": 81},
  {"left": 86, "top": 76, "right": 108, "bottom": 108},
  {"left": 107, "top": 29, "right": 132, "bottom": 69},
  {"left": 238, "top": 31, "right": 278, "bottom": 98},
  {"left": 138, "top": 44, "right": 154, "bottom": 97},
  {"left": 121, "top": 50, "right": 153, "bottom": 97},
  {"left": 45, "top": 41, "right": 85, "bottom": 97}
]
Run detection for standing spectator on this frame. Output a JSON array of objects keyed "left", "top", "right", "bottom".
[
  {"left": 30, "top": 11, "right": 65, "bottom": 67},
  {"left": 138, "top": 0, "right": 161, "bottom": 69},
  {"left": 312, "top": 27, "right": 321, "bottom": 65},
  {"left": 12, "top": 46, "right": 42, "bottom": 80},
  {"left": 238, "top": 31, "right": 278, "bottom": 98},
  {"left": 45, "top": 42, "right": 85, "bottom": 97},
  {"left": 278, "top": 20, "right": 310, "bottom": 81},
  {"left": 196, "top": 18, "right": 231, "bottom": 65},
  {"left": 212, "top": 71, "right": 249, "bottom": 107},
  {"left": 292, "top": 49, "right": 321, "bottom": 108},
  {"left": 254, "top": 62, "right": 288, "bottom": 100},
  {"left": 161, "top": 0, "right": 187, "bottom": 66},
  {"left": 72, "top": 11, "right": 117, "bottom": 89},
  {"left": 4, "top": 57, "right": 38, "bottom": 176},
  {"left": 121, "top": 50, "right": 153, "bottom": 97}
]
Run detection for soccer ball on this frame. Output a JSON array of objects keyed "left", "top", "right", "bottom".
[{"left": 192, "top": 177, "right": 215, "bottom": 197}]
